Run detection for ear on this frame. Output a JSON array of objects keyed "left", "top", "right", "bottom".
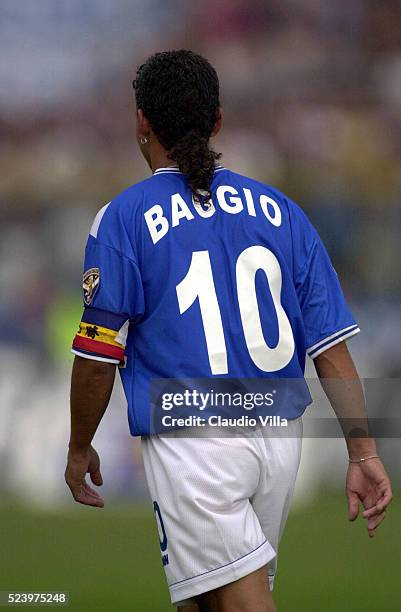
[
  {"left": 136, "top": 108, "right": 151, "bottom": 138},
  {"left": 211, "top": 107, "right": 223, "bottom": 137}
]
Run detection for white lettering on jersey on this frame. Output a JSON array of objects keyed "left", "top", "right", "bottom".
[
  {"left": 171, "top": 193, "right": 195, "bottom": 227},
  {"left": 216, "top": 185, "right": 244, "bottom": 214},
  {"left": 259, "top": 195, "right": 282, "bottom": 227},
  {"left": 144, "top": 204, "right": 169, "bottom": 244},
  {"left": 243, "top": 188, "right": 256, "bottom": 217},
  {"left": 143, "top": 187, "right": 282, "bottom": 244}
]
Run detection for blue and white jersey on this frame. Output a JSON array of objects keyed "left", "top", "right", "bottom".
[{"left": 72, "top": 166, "right": 359, "bottom": 435}]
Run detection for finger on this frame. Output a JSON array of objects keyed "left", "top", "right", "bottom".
[
  {"left": 347, "top": 491, "right": 360, "bottom": 521},
  {"left": 362, "top": 501, "right": 386, "bottom": 519},
  {"left": 367, "top": 512, "right": 386, "bottom": 537},
  {"left": 361, "top": 490, "right": 376, "bottom": 511},
  {"left": 66, "top": 477, "right": 105, "bottom": 507},
  {"left": 362, "top": 502, "right": 381, "bottom": 519},
  {"left": 363, "top": 505, "right": 380, "bottom": 519},
  {"left": 75, "top": 491, "right": 104, "bottom": 508},
  {"left": 73, "top": 484, "right": 104, "bottom": 508},
  {"left": 90, "top": 467, "right": 103, "bottom": 486},
  {"left": 83, "top": 482, "right": 104, "bottom": 501},
  {"left": 368, "top": 511, "right": 386, "bottom": 532},
  {"left": 362, "top": 488, "right": 392, "bottom": 518},
  {"left": 375, "top": 487, "right": 392, "bottom": 513}
]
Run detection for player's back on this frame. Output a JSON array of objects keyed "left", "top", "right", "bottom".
[
  {"left": 135, "top": 166, "right": 301, "bottom": 378},
  {"left": 75, "top": 165, "right": 358, "bottom": 434}
]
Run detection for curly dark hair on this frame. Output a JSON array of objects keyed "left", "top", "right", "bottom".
[{"left": 133, "top": 50, "right": 222, "bottom": 199}]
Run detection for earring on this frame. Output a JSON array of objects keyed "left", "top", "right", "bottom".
[{"left": 140, "top": 136, "right": 149, "bottom": 145}]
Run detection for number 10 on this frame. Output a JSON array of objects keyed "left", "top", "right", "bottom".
[{"left": 176, "top": 246, "right": 295, "bottom": 374}]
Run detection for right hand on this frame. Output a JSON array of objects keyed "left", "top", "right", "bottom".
[
  {"left": 65, "top": 444, "right": 105, "bottom": 508},
  {"left": 346, "top": 457, "right": 392, "bottom": 537}
]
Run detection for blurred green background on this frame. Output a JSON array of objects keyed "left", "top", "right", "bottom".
[{"left": 2, "top": 495, "right": 400, "bottom": 611}]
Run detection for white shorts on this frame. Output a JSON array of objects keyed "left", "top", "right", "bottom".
[{"left": 141, "top": 418, "right": 302, "bottom": 606}]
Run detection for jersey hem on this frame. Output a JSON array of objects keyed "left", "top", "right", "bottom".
[{"left": 169, "top": 539, "right": 275, "bottom": 605}]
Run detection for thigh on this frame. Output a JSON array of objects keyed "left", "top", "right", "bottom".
[
  {"left": 251, "top": 417, "right": 303, "bottom": 588},
  {"left": 196, "top": 565, "right": 276, "bottom": 612},
  {"left": 141, "top": 434, "right": 276, "bottom": 606}
]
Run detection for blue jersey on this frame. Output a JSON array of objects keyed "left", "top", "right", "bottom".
[{"left": 72, "top": 166, "right": 359, "bottom": 435}]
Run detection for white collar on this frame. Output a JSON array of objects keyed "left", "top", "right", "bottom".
[
  {"left": 153, "top": 165, "right": 225, "bottom": 175},
  {"left": 153, "top": 166, "right": 181, "bottom": 174}
]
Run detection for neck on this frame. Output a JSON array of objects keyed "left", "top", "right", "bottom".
[{"left": 149, "top": 141, "right": 175, "bottom": 173}]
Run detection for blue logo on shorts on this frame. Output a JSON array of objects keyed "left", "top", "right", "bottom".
[{"left": 153, "top": 500, "right": 169, "bottom": 565}]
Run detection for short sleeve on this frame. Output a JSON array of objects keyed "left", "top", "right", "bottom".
[
  {"left": 72, "top": 222, "right": 144, "bottom": 364},
  {"left": 296, "top": 234, "right": 360, "bottom": 359}
]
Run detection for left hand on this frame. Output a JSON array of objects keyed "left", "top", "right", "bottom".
[
  {"left": 346, "top": 458, "right": 392, "bottom": 537},
  {"left": 65, "top": 445, "right": 105, "bottom": 508}
]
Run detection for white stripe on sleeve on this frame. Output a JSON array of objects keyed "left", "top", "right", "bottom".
[{"left": 308, "top": 327, "right": 360, "bottom": 359}]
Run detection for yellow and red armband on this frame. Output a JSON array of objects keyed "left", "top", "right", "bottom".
[{"left": 72, "top": 307, "right": 129, "bottom": 364}]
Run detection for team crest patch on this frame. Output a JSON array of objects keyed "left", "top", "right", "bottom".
[{"left": 83, "top": 268, "right": 100, "bottom": 305}]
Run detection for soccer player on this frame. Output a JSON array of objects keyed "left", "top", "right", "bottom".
[{"left": 65, "top": 51, "right": 392, "bottom": 611}]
